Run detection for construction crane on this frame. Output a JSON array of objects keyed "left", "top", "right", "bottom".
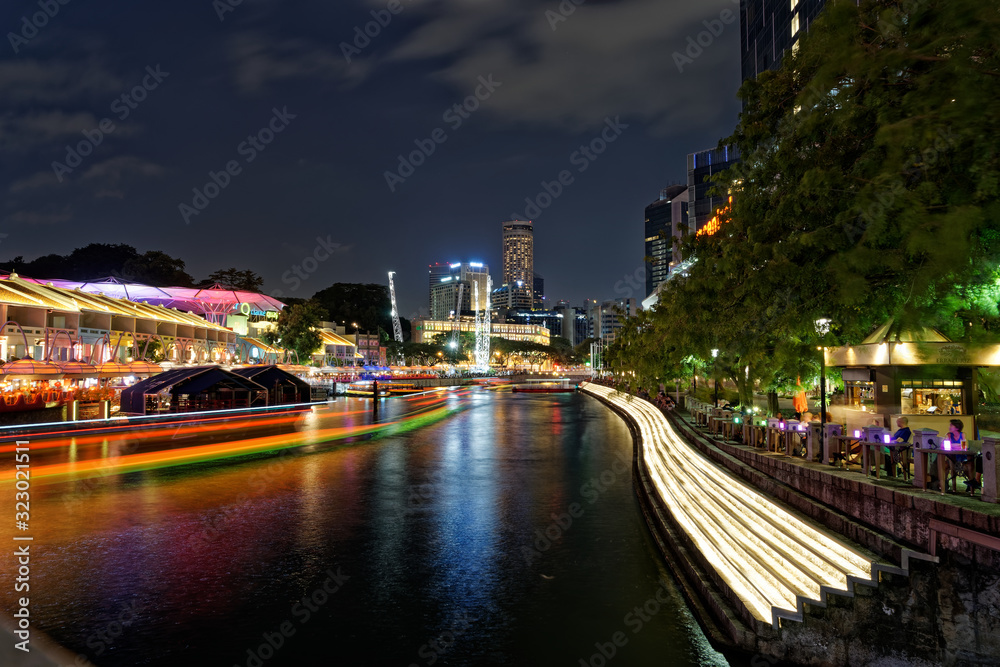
[{"left": 387, "top": 270, "right": 404, "bottom": 344}]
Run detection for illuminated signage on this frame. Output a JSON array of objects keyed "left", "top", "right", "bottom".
[{"left": 236, "top": 303, "right": 279, "bottom": 319}]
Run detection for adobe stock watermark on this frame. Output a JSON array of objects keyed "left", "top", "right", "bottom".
[
  {"left": 340, "top": 0, "right": 416, "bottom": 63},
  {"left": 546, "top": 0, "right": 586, "bottom": 31},
  {"left": 383, "top": 75, "right": 502, "bottom": 192},
  {"left": 578, "top": 578, "right": 676, "bottom": 667},
  {"left": 234, "top": 566, "right": 350, "bottom": 667},
  {"left": 845, "top": 126, "right": 959, "bottom": 243},
  {"left": 270, "top": 235, "right": 345, "bottom": 297},
  {"left": 7, "top": 0, "right": 72, "bottom": 54},
  {"left": 51, "top": 65, "right": 170, "bottom": 182},
  {"left": 672, "top": 0, "right": 739, "bottom": 73},
  {"left": 614, "top": 264, "right": 648, "bottom": 300},
  {"left": 178, "top": 106, "right": 296, "bottom": 224},
  {"left": 508, "top": 116, "right": 628, "bottom": 221},
  {"left": 71, "top": 599, "right": 142, "bottom": 667},
  {"left": 213, "top": 0, "right": 245, "bottom": 22},
  {"left": 407, "top": 611, "right": 471, "bottom": 667},
  {"left": 522, "top": 450, "right": 630, "bottom": 565}
]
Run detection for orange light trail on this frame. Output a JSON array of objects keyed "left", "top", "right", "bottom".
[{"left": 5, "top": 404, "right": 457, "bottom": 483}]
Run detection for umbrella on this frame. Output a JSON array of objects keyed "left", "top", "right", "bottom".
[
  {"left": 1, "top": 357, "right": 64, "bottom": 380},
  {"left": 793, "top": 376, "right": 808, "bottom": 414},
  {"left": 128, "top": 360, "right": 162, "bottom": 376},
  {"left": 56, "top": 358, "right": 98, "bottom": 378}
]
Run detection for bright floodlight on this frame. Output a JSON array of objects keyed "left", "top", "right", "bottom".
[
  {"left": 448, "top": 342, "right": 457, "bottom": 349},
  {"left": 815, "top": 318, "right": 831, "bottom": 335},
  {"left": 711, "top": 348, "right": 719, "bottom": 358}
]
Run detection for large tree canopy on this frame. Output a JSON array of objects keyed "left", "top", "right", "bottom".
[{"left": 609, "top": 0, "right": 1000, "bottom": 405}]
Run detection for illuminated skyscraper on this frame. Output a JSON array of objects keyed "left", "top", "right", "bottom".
[
  {"left": 501, "top": 219, "right": 533, "bottom": 310},
  {"left": 741, "top": 0, "right": 827, "bottom": 82}
]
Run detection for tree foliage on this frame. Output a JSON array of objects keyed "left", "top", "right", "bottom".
[
  {"left": 263, "top": 300, "right": 327, "bottom": 364},
  {"left": 609, "top": 0, "right": 1000, "bottom": 407},
  {"left": 207, "top": 268, "right": 264, "bottom": 292}
]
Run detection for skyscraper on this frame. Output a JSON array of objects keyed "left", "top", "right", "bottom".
[
  {"left": 686, "top": 146, "right": 740, "bottom": 236},
  {"left": 501, "top": 219, "right": 533, "bottom": 310},
  {"left": 428, "top": 262, "right": 490, "bottom": 320},
  {"left": 644, "top": 184, "right": 687, "bottom": 298},
  {"left": 741, "top": 0, "right": 827, "bottom": 82}
]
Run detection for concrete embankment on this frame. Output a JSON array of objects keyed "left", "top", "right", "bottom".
[{"left": 581, "top": 383, "right": 1000, "bottom": 666}]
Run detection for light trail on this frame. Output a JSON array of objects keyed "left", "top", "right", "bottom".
[
  {"left": 582, "top": 383, "right": 873, "bottom": 625},
  {"left": 3, "top": 402, "right": 461, "bottom": 484}
]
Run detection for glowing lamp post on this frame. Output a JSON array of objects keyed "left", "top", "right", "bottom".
[
  {"left": 815, "top": 318, "right": 831, "bottom": 458},
  {"left": 711, "top": 348, "right": 719, "bottom": 408}
]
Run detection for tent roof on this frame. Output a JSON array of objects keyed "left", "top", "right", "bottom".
[
  {"left": 861, "top": 318, "right": 950, "bottom": 345},
  {"left": 231, "top": 364, "right": 310, "bottom": 390},
  {"left": 5, "top": 275, "right": 284, "bottom": 316}
]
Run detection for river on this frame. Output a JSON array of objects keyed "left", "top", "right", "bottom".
[{"left": 2, "top": 387, "right": 734, "bottom": 666}]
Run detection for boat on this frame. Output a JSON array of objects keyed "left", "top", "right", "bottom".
[
  {"left": 386, "top": 383, "right": 424, "bottom": 396},
  {"left": 343, "top": 381, "right": 390, "bottom": 398},
  {"left": 511, "top": 378, "right": 578, "bottom": 393}
]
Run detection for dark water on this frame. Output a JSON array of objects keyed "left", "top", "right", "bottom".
[{"left": 3, "top": 389, "right": 731, "bottom": 666}]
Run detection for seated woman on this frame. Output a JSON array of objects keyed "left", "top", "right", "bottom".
[{"left": 942, "top": 419, "right": 968, "bottom": 492}]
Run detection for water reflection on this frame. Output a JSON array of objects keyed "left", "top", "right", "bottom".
[{"left": 0, "top": 390, "right": 731, "bottom": 666}]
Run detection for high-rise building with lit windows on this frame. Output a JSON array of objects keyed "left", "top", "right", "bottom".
[
  {"left": 740, "top": 0, "right": 826, "bottom": 82},
  {"left": 644, "top": 184, "right": 687, "bottom": 298},
  {"left": 428, "top": 261, "right": 490, "bottom": 320},
  {"left": 501, "top": 219, "right": 533, "bottom": 310}
]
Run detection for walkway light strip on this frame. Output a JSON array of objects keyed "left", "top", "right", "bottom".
[{"left": 583, "top": 384, "right": 872, "bottom": 622}]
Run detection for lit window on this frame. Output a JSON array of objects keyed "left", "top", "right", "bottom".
[
  {"left": 790, "top": 0, "right": 798, "bottom": 10},
  {"left": 791, "top": 14, "right": 800, "bottom": 35}
]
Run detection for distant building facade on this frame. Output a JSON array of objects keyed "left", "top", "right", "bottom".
[
  {"left": 687, "top": 146, "right": 740, "bottom": 237},
  {"left": 501, "top": 219, "right": 534, "bottom": 310},
  {"left": 586, "top": 298, "right": 636, "bottom": 344},
  {"left": 428, "top": 262, "right": 490, "bottom": 320},
  {"left": 644, "top": 184, "right": 688, "bottom": 297},
  {"left": 411, "top": 318, "right": 550, "bottom": 346},
  {"left": 741, "top": 0, "right": 827, "bottom": 82}
]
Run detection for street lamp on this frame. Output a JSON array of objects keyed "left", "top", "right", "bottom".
[
  {"left": 711, "top": 348, "right": 719, "bottom": 407},
  {"left": 815, "top": 318, "right": 832, "bottom": 459}
]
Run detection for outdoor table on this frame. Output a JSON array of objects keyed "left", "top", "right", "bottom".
[
  {"left": 782, "top": 428, "right": 805, "bottom": 457},
  {"left": 914, "top": 447, "right": 972, "bottom": 495},
  {"left": 766, "top": 426, "right": 787, "bottom": 454},
  {"left": 862, "top": 441, "right": 912, "bottom": 480},
  {"left": 826, "top": 434, "right": 859, "bottom": 467}
]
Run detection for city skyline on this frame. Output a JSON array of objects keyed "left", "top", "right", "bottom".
[{"left": 0, "top": 0, "right": 742, "bottom": 319}]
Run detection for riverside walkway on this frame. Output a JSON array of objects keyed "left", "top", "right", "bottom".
[{"left": 581, "top": 382, "right": 877, "bottom": 627}]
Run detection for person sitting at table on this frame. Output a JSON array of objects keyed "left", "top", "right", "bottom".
[
  {"left": 885, "top": 416, "right": 911, "bottom": 477},
  {"left": 942, "top": 419, "right": 966, "bottom": 492}
]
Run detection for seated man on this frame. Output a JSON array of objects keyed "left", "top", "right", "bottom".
[{"left": 886, "top": 416, "right": 911, "bottom": 477}]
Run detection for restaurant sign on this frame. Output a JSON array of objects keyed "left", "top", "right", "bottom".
[{"left": 235, "top": 303, "right": 279, "bottom": 320}]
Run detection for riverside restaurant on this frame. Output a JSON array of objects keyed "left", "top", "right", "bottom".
[{"left": 826, "top": 319, "right": 997, "bottom": 437}]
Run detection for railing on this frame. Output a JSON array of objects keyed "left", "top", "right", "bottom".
[{"left": 927, "top": 518, "right": 1000, "bottom": 557}]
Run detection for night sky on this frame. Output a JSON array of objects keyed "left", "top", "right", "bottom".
[{"left": 0, "top": 0, "right": 741, "bottom": 318}]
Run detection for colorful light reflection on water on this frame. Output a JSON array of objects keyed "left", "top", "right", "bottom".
[{"left": 0, "top": 389, "right": 732, "bottom": 667}]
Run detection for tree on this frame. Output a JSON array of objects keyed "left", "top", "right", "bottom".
[
  {"left": 207, "top": 268, "right": 264, "bottom": 292},
  {"left": 123, "top": 251, "right": 194, "bottom": 286},
  {"left": 609, "top": 0, "right": 1000, "bottom": 410},
  {"left": 263, "top": 300, "right": 327, "bottom": 364},
  {"left": 3, "top": 244, "right": 193, "bottom": 286},
  {"left": 312, "top": 283, "right": 395, "bottom": 335}
]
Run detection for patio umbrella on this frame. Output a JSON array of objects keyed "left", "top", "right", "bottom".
[
  {"left": 127, "top": 360, "right": 162, "bottom": 376},
  {"left": 793, "top": 376, "right": 808, "bottom": 414},
  {"left": 1, "top": 357, "right": 64, "bottom": 380},
  {"left": 96, "top": 361, "right": 132, "bottom": 377},
  {"left": 56, "top": 358, "right": 98, "bottom": 378}
]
